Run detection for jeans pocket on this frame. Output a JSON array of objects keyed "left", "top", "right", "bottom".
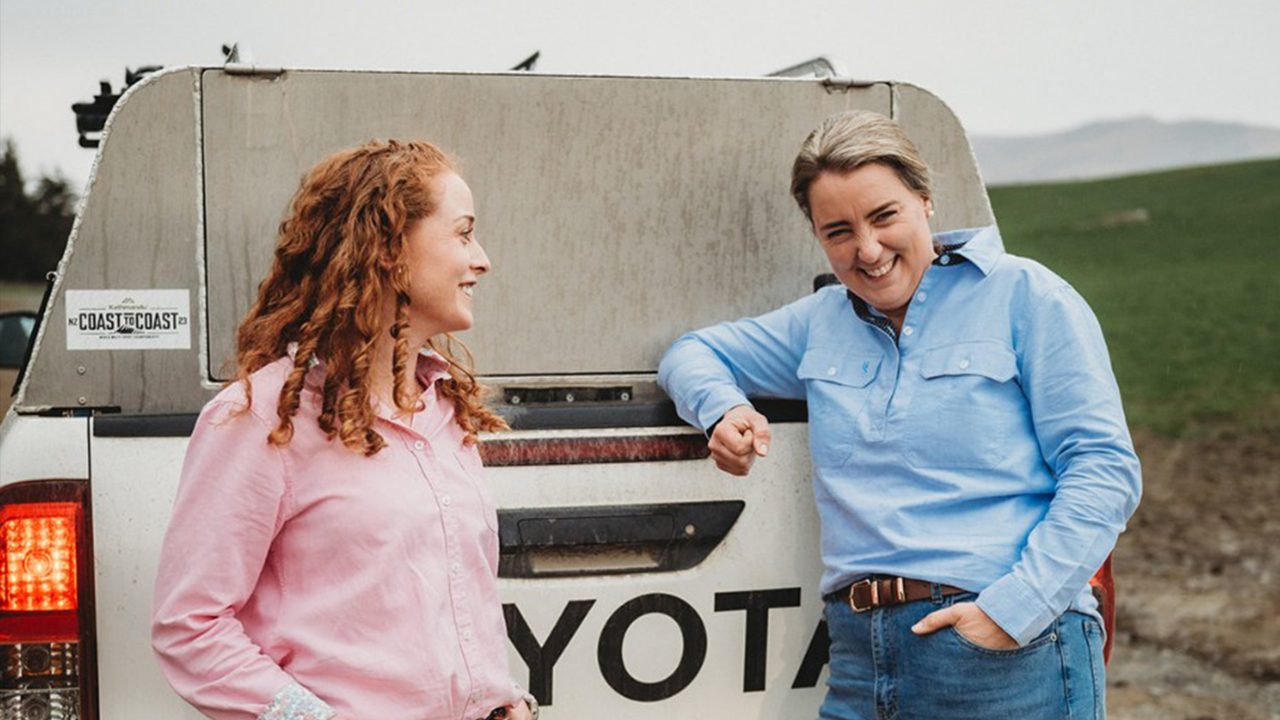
[
  {"left": 904, "top": 613, "right": 1072, "bottom": 718},
  {"left": 947, "top": 617, "right": 1059, "bottom": 657}
]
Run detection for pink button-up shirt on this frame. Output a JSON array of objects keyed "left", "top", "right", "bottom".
[{"left": 152, "top": 354, "right": 522, "bottom": 720}]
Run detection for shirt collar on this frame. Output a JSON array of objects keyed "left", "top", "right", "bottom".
[
  {"left": 378, "top": 349, "right": 450, "bottom": 428},
  {"left": 845, "top": 225, "right": 1004, "bottom": 336},
  {"left": 288, "top": 344, "right": 452, "bottom": 393},
  {"left": 415, "top": 348, "right": 452, "bottom": 387},
  {"left": 845, "top": 293, "right": 897, "bottom": 339},
  {"left": 932, "top": 225, "right": 1003, "bottom": 276}
]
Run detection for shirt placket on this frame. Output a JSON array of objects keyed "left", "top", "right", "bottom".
[
  {"left": 865, "top": 332, "right": 897, "bottom": 443},
  {"left": 847, "top": 298, "right": 904, "bottom": 444},
  {"left": 392, "top": 416, "right": 486, "bottom": 718},
  {"left": 882, "top": 270, "right": 936, "bottom": 431}
]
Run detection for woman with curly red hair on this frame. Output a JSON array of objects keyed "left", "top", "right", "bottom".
[{"left": 152, "top": 140, "right": 536, "bottom": 720}]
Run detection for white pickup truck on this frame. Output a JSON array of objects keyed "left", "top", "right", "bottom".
[{"left": 0, "top": 65, "right": 994, "bottom": 719}]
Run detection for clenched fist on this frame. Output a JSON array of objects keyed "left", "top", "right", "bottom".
[{"left": 709, "top": 404, "right": 772, "bottom": 476}]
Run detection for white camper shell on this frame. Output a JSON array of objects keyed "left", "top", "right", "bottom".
[{"left": 0, "top": 66, "right": 992, "bottom": 718}]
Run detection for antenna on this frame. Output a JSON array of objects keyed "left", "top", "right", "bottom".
[{"left": 511, "top": 51, "right": 540, "bottom": 72}]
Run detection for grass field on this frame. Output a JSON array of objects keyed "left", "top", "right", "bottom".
[{"left": 989, "top": 158, "right": 1280, "bottom": 437}]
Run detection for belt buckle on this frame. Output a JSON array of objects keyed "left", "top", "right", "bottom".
[
  {"left": 849, "top": 578, "right": 877, "bottom": 612},
  {"left": 849, "top": 577, "right": 907, "bottom": 612}
]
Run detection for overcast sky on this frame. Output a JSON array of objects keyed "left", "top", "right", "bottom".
[{"left": 2, "top": 0, "right": 1277, "bottom": 190}]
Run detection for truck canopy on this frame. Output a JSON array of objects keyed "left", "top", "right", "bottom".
[{"left": 18, "top": 67, "right": 991, "bottom": 415}]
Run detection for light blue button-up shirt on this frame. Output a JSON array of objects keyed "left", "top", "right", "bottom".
[{"left": 658, "top": 225, "right": 1141, "bottom": 645}]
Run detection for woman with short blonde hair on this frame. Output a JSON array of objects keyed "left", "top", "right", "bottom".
[{"left": 661, "top": 110, "right": 1139, "bottom": 719}]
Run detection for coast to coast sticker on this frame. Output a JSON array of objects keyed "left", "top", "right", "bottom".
[{"left": 66, "top": 289, "right": 191, "bottom": 350}]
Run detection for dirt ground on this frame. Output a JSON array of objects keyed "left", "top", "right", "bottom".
[{"left": 1108, "top": 431, "right": 1280, "bottom": 719}]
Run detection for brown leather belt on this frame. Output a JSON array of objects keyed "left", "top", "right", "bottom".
[{"left": 829, "top": 576, "right": 967, "bottom": 613}]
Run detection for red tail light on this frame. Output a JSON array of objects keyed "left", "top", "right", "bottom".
[
  {"left": 2, "top": 503, "right": 79, "bottom": 614},
  {"left": 0, "top": 481, "right": 97, "bottom": 719}
]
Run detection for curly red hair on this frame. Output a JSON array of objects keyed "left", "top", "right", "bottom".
[{"left": 234, "top": 139, "right": 507, "bottom": 455}]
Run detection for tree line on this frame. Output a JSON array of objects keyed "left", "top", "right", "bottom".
[{"left": 0, "top": 139, "right": 77, "bottom": 283}]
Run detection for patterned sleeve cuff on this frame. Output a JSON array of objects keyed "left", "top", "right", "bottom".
[{"left": 258, "top": 681, "right": 336, "bottom": 720}]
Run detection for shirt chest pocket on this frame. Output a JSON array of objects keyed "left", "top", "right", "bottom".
[
  {"left": 797, "top": 348, "right": 881, "bottom": 467},
  {"left": 905, "top": 341, "right": 1026, "bottom": 470},
  {"left": 453, "top": 448, "right": 501, "bottom": 535}
]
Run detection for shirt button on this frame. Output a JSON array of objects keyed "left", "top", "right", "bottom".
[
  {"left": 959, "top": 358, "right": 971, "bottom": 369},
  {"left": 441, "top": 495, "right": 452, "bottom": 507},
  {"left": 940, "top": 254, "right": 952, "bottom": 265},
  {"left": 413, "top": 440, "right": 425, "bottom": 451},
  {"left": 902, "top": 326, "right": 914, "bottom": 336},
  {"left": 462, "top": 629, "right": 473, "bottom": 641},
  {"left": 451, "top": 562, "right": 462, "bottom": 575},
  {"left": 827, "top": 366, "right": 837, "bottom": 376},
  {"left": 916, "top": 291, "right": 927, "bottom": 302}
]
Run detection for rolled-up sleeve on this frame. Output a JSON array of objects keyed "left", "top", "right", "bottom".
[
  {"left": 151, "top": 400, "right": 333, "bottom": 720},
  {"left": 977, "top": 284, "right": 1142, "bottom": 645}
]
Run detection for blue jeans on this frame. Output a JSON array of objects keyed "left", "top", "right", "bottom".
[{"left": 820, "top": 589, "right": 1106, "bottom": 720}]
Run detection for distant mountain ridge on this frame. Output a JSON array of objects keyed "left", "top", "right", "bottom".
[{"left": 970, "top": 117, "right": 1280, "bottom": 185}]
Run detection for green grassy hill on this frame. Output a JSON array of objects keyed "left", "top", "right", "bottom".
[{"left": 989, "top": 158, "right": 1280, "bottom": 436}]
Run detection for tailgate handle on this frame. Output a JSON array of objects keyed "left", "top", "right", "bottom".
[{"left": 497, "top": 501, "right": 745, "bottom": 578}]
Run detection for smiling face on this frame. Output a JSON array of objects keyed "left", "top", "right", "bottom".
[
  {"left": 400, "top": 170, "right": 491, "bottom": 338},
  {"left": 808, "top": 163, "right": 934, "bottom": 329}
]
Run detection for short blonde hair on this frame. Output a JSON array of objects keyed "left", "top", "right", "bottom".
[{"left": 790, "top": 110, "right": 933, "bottom": 220}]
